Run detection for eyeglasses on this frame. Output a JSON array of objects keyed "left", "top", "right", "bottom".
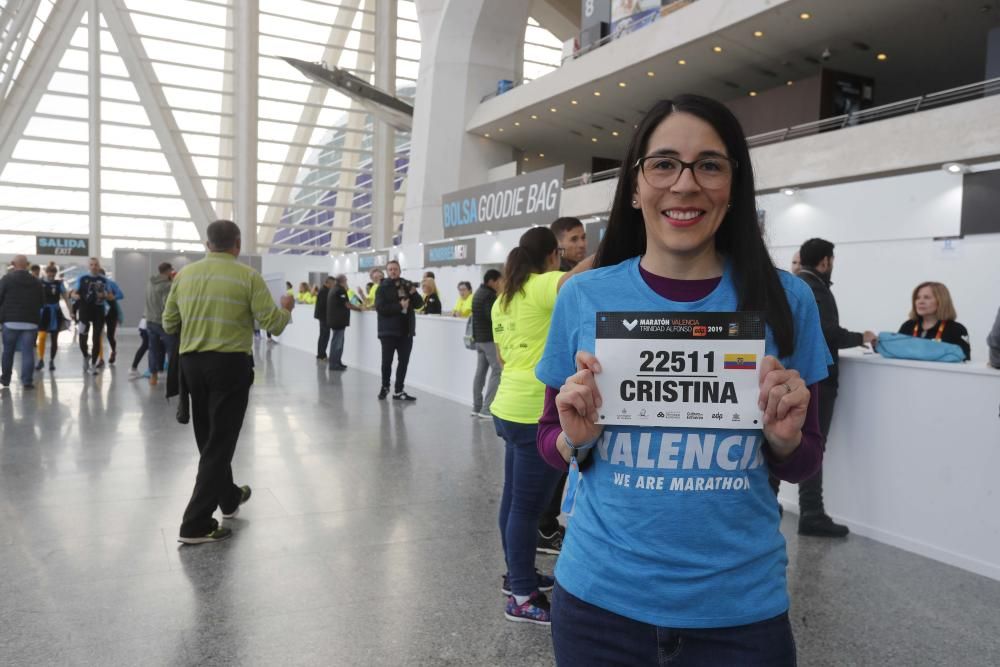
[{"left": 634, "top": 155, "right": 737, "bottom": 190}]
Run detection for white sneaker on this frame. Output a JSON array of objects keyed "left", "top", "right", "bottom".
[
  {"left": 477, "top": 412, "right": 493, "bottom": 420},
  {"left": 128, "top": 368, "right": 141, "bottom": 379},
  {"left": 470, "top": 411, "right": 480, "bottom": 417}
]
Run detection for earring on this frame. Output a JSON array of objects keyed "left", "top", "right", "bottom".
[{"left": 632, "top": 199, "right": 638, "bottom": 207}]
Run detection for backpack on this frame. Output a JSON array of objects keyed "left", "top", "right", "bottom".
[
  {"left": 464, "top": 316, "right": 476, "bottom": 350},
  {"left": 876, "top": 331, "right": 965, "bottom": 363}
]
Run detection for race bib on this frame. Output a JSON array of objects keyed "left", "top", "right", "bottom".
[{"left": 594, "top": 311, "right": 766, "bottom": 429}]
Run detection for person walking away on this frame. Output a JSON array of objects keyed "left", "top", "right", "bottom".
[
  {"left": 144, "top": 262, "right": 174, "bottom": 386},
  {"left": 326, "top": 274, "right": 362, "bottom": 371},
  {"left": 130, "top": 318, "right": 150, "bottom": 378},
  {"left": 36, "top": 264, "right": 69, "bottom": 372},
  {"left": 315, "top": 276, "right": 335, "bottom": 362},
  {"left": 163, "top": 220, "right": 294, "bottom": 544},
  {"left": 795, "top": 238, "right": 875, "bottom": 537},
  {"left": 374, "top": 260, "right": 423, "bottom": 401},
  {"left": 470, "top": 269, "right": 501, "bottom": 419},
  {"left": 0, "top": 255, "right": 44, "bottom": 389},
  {"left": 98, "top": 268, "right": 124, "bottom": 366}
]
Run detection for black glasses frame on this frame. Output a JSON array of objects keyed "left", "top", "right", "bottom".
[{"left": 633, "top": 155, "right": 738, "bottom": 189}]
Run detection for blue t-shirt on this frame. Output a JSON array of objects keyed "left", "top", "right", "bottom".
[{"left": 535, "top": 256, "right": 830, "bottom": 628}]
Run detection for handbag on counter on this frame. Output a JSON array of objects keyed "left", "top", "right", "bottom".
[{"left": 875, "top": 331, "right": 965, "bottom": 363}]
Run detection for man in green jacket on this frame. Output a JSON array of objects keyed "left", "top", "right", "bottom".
[
  {"left": 163, "top": 220, "right": 295, "bottom": 544},
  {"left": 142, "top": 261, "right": 173, "bottom": 385}
]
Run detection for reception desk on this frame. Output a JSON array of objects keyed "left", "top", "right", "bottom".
[
  {"left": 276, "top": 314, "right": 1000, "bottom": 580},
  {"left": 779, "top": 350, "right": 1000, "bottom": 581}
]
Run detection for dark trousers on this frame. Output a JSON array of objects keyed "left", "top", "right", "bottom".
[
  {"left": 179, "top": 352, "right": 254, "bottom": 537},
  {"left": 379, "top": 335, "right": 413, "bottom": 393},
  {"left": 147, "top": 321, "right": 171, "bottom": 374},
  {"left": 551, "top": 582, "right": 796, "bottom": 666},
  {"left": 78, "top": 309, "right": 105, "bottom": 364},
  {"left": 131, "top": 328, "right": 149, "bottom": 370},
  {"left": 317, "top": 322, "right": 331, "bottom": 358},
  {"left": 495, "top": 417, "right": 562, "bottom": 595},
  {"left": 105, "top": 309, "right": 119, "bottom": 360},
  {"left": 539, "top": 473, "right": 566, "bottom": 535},
  {"left": 798, "top": 378, "right": 838, "bottom": 515}
]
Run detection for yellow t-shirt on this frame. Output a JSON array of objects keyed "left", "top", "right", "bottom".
[
  {"left": 454, "top": 294, "right": 473, "bottom": 318},
  {"left": 489, "top": 271, "right": 564, "bottom": 423},
  {"left": 367, "top": 283, "right": 378, "bottom": 306}
]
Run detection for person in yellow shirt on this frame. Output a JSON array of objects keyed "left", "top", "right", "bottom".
[
  {"left": 452, "top": 281, "right": 473, "bottom": 317},
  {"left": 490, "top": 226, "right": 579, "bottom": 625},
  {"left": 296, "top": 282, "right": 316, "bottom": 304},
  {"left": 366, "top": 268, "right": 384, "bottom": 307}
]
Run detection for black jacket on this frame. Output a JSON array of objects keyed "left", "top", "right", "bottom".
[
  {"left": 798, "top": 268, "right": 862, "bottom": 383},
  {"left": 375, "top": 277, "right": 423, "bottom": 337},
  {"left": 421, "top": 293, "right": 442, "bottom": 315},
  {"left": 471, "top": 284, "right": 497, "bottom": 343},
  {"left": 326, "top": 284, "right": 351, "bottom": 330},
  {"left": 314, "top": 286, "right": 330, "bottom": 321},
  {"left": 898, "top": 319, "right": 971, "bottom": 361},
  {"left": 0, "top": 270, "right": 44, "bottom": 325}
]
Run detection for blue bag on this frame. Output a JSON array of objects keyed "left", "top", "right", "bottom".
[{"left": 875, "top": 331, "right": 965, "bottom": 363}]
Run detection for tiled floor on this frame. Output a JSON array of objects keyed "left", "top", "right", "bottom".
[{"left": 2, "top": 337, "right": 999, "bottom": 665}]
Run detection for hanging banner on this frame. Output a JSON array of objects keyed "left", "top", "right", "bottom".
[
  {"left": 36, "top": 235, "right": 89, "bottom": 256},
  {"left": 441, "top": 165, "right": 564, "bottom": 236},
  {"left": 424, "top": 239, "right": 476, "bottom": 267},
  {"left": 357, "top": 251, "right": 389, "bottom": 271}
]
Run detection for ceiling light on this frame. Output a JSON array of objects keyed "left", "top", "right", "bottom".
[
  {"left": 514, "top": 121, "right": 520, "bottom": 126},
  {"left": 523, "top": 157, "right": 529, "bottom": 161},
  {"left": 531, "top": 114, "right": 538, "bottom": 120},
  {"left": 749, "top": 91, "right": 757, "bottom": 97},
  {"left": 800, "top": 12, "right": 811, "bottom": 20},
  {"left": 485, "top": 230, "right": 493, "bottom": 235},
  {"left": 677, "top": 59, "right": 687, "bottom": 65},
  {"left": 646, "top": 71, "right": 655, "bottom": 77},
  {"left": 786, "top": 80, "right": 794, "bottom": 86},
  {"left": 591, "top": 137, "right": 598, "bottom": 143},
  {"left": 571, "top": 99, "right": 578, "bottom": 105},
  {"left": 484, "top": 133, "right": 490, "bottom": 137},
  {"left": 781, "top": 187, "right": 799, "bottom": 196},
  {"left": 593, "top": 90, "right": 601, "bottom": 96},
  {"left": 876, "top": 52, "right": 888, "bottom": 61},
  {"left": 612, "top": 131, "right": 619, "bottom": 137},
  {"left": 498, "top": 127, "right": 504, "bottom": 132},
  {"left": 713, "top": 46, "right": 723, "bottom": 53},
  {"left": 618, "top": 82, "right": 627, "bottom": 88},
  {"left": 942, "top": 162, "right": 967, "bottom": 174},
  {"left": 538, "top": 153, "right": 544, "bottom": 158},
  {"left": 753, "top": 30, "right": 764, "bottom": 37},
  {"left": 550, "top": 107, "right": 557, "bottom": 112}
]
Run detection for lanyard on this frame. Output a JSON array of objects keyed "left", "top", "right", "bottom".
[{"left": 912, "top": 320, "right": 945, "bottom": 341}]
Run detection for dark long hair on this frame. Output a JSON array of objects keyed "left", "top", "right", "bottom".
[
  {"left": 594, "top": 94, "right": 794, "bottom": 356},
  {"left": 498, "top": 227, "right": 558, "bottom": 310}
]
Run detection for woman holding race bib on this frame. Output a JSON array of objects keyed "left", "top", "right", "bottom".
[{"left": 535, "top": 95, "right": 831, "bottom": 665}]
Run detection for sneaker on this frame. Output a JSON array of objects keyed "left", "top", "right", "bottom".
[
  {"left": 477, "top": 412, "right": 493, "bottom": 420},
  {"left": 501, "top": 570, "right": 555, "bottom": 596},
  {"left": 35, "top": 360, "right": 45, "bottom": 371},
  {"left": 109, "top": 353, "right": 116, "bottom": 365},
  {"left": 23, "top": 384, "right": 34, "bottom": 390},
  {"left": 178, "top": 523, "right": 233, "bottom": 545},
  {"left": 149, "top": 372, "right": 158, "bottom": 387},
  {"left": 95, "top": 359, "right": 105, "bottom": 369},
  {"left": 798, "top": 513, "right": 850, "bottom": 538},
  {"left": 141, "top": 369, "right": 151, "bottom": 379},
  {"left": 0, "top": 378, "right": 9, "bottom": 388},
  {"left": 129, "top": 368, "right": 141, "bottom": 379},
  {"left": 504, "top": 591, "right": 551, "bottom": 626},
  {"left": 378, "top": 387, "right": 389, "bottom": 400},
  {"left": 222, "top": 485, "right": 252, "bottom": 519},
  {"left": 536, "top": 526, "right": 565, "bottom": 555},
  {"left": 87, "top": 364, "right": 99, "bottom": 376},
  {"left": 48, "top": 361, "right": 55, "bottom": 372},
  {"left": 470, "top": 410, "right": 481, "bottom": 417},
  {"left": 328, "top": 364, "right": 347, "bottom": 371},
  {"left": 393, "top": 391, "right": 417, "bottom": 401}
]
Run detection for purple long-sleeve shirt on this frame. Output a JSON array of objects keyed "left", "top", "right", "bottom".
[{"left": 536, "top": 267, "right": 823, "bottom": 482}]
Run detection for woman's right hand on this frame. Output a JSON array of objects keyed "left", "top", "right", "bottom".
[{"left": 556, "top": 351, "right": 605, "bottom": 459}]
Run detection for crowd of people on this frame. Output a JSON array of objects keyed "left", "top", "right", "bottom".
[{"left": 3, "top": 92, "right": 1000, "bottom": 665}]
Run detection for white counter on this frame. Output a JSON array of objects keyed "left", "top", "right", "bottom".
[
  {"left": 779, "top": 349, "right": 1000, "bottom": 580},
  {"left": 277, "top": 314, "right": 1000, "bottom": 580}
]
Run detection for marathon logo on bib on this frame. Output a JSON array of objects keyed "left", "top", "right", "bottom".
[{"left": 594, "top": 312, "right": 766, "bottom": 429}]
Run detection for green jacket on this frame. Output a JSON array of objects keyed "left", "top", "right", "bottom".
[
  {"left": 144, "top": 274, "right": 172, "bottom": 324},
  {"left": 162, "top": 252, "right": 290, "bottom": 354}
]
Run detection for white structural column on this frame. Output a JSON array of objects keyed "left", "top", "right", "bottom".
[
  {"left": 371, "top": 0, "right": 396, "bottom": 248},
  {"left": 0, "top": 0, "right": 43, "bottom": 101},
  {"left": 233, "top": 0, "right": 258, "bottom": 252},
  {"left": 216, "top": 3, "right": 235, "bottom": 222},
  {"left": 100, "top": 0, "right": 216, "bottom": 240},
  {"left": 402, "top": 0, "right": 531, "bottom": 245},
  {"left": 257, "top": 0, "right": 363, "bottom": 248},
  {"left": 0, "top": 0, "right": 86, "bottom": 171},
  {"left": 87, "top": 0, "right": 100, "bottom": 256}
]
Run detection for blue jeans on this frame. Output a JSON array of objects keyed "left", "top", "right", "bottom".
[
  {"left": 328, "top": 328, "right": 345, "bottom": 368},
  {"left": 1, "top": 327, "right": 38, "bottom": 386},
  {"left": 551, "top": 582, "right": 796, "bottom": 666},
  {"left": 494, "top": 416, "right": 562, "bottom": 596},
  {"left": 147, "top": 321, "right": 172, "bottom": 374}
]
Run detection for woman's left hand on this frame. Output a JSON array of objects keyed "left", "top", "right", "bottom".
[{"left": 757, "top": 355, "right": 809, "bottom": 458}]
